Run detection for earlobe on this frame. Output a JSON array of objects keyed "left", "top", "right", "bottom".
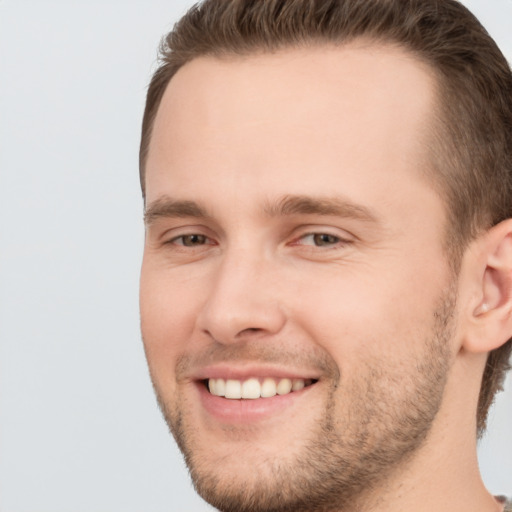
[{"left": 463, "top": 220, "right": 512, "bottom": 354}]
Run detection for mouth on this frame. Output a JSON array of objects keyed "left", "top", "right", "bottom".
[
  {"left": 204, "top": 377, "right": 318, "bottom": 399},
  {"left": 194, "top": 371, "right": 321, "bottom": 424}
]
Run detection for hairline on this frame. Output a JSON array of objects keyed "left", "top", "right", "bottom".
[
  {"left": 141, "top": 37, "right": 449, "bottom": 191},
  {"left": 141, "top": 39, "right": 468, "bottom": 262}
]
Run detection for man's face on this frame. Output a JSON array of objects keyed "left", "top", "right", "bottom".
[{"left": 140, "top": 44, "right": 457, "bottom": 512}]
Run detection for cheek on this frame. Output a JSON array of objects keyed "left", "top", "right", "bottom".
[
  {"left": 291, "top": 265, "right": 444, "bottom": 369},
  {"left": 139, "top": 265, "right": 204, "bottom": 382}
]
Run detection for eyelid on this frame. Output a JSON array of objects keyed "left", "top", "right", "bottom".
[
  {"left": 300, "top": 233, "right": 341, "bottom": 245},
  {"left": 156, "top": 223, "right": 218, "bottom": 245},
  {"left": 288, "top": 225, "right": 356, "bottom": 246},
  {"left": 168, "top": 233, "right": 216, "bottom": 246}
]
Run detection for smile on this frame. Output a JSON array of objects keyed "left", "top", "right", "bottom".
[{"left": 207, "top": 377, "right": 317, "bottom": 399}]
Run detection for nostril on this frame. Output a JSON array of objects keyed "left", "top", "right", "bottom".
[{"left": 236, "top": 327, "right": 264, "bottom": 338}]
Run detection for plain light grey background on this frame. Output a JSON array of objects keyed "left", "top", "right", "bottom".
[{"left": 0, "top": 1, "right": 510, "bottom": 511}]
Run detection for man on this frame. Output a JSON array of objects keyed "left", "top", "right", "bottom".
[{"left": 138, "top": 1, "right": 512, "bottom": 511}]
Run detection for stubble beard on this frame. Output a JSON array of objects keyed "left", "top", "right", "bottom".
[{"left": 152, "top": 288, "right": 456, "bottom": 512}]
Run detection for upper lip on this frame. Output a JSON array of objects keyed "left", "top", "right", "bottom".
[{"left": 190, "top": 364, "right": 322, "bottom": 382}]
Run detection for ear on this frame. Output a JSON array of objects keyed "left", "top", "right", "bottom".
[{"left": 462, "top": 219, "right": 512, "bottom": 354}]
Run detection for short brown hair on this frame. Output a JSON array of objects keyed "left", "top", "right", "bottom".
[{"left": 139, "top": 0, "right": 512, "bottom": 434}]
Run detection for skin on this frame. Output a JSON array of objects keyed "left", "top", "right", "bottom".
[{"left": 140, "top": 43, "right": 509, "bottom": 512}]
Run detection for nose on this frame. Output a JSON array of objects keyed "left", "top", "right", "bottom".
[{"left": 196, "top": 250, "right": 286, "bottom": 344}]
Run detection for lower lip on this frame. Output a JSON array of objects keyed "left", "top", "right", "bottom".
[{"left": 196, "top": 381, "right": 314, "bottom": 424}]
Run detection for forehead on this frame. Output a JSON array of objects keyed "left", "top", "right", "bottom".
[{"left": 145, "top": 43, "right": 439, "bottom": 210}]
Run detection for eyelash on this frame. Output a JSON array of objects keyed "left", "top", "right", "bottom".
[
  {"left": 293, "top": 233, "right": 346, "bottom": 248},
  {"left": 167, "top": 231, "right": 349, "bottom": 250},
  {"left": 168, "top": 234, "right": 215, "bottom": 247}
]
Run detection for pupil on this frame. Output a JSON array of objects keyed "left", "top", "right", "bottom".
[
  {"left": 314, "top": 234, "right": 336, "bottom": 246},
  {"left": 184, "top": 234, "right": 205, "bottom": 246}
]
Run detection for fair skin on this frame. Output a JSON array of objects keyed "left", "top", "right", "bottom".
[{"left": 140, "top": 43, "right": 512, "bottom": 512}]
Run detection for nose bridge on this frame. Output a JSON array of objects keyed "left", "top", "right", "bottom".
[{"left": 197, "top": 244, "right": 285, "bottom": 343}]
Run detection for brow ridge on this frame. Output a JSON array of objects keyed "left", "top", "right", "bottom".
[
  {"left": 144, "top": 194, "right": 378, "bottom": 226},
  {"left": 264, "top": 194, "right": 378, "bottom": 223},
  {"left": 144, "top": 197, "right": 210, "bottom": 226}
]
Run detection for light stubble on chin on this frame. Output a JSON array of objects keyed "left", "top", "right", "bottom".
[{"left": 151, "top": 287, "right": 456, "bottom": 512}]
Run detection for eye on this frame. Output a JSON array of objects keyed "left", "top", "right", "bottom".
[
  {"left": 311, "top": 233, "right": 340, "bottom": 246},
  {"left": 298, "top": 233, "right": 344, "bottom": 247},
  {"left": 171, "top": 234, "right": 211, "bottom": 247}
]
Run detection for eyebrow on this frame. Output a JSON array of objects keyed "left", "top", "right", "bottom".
[
  {"left": 144, "top": 194, "right": 379, "bottom": 226},
  {"left": 263, "top": 194, "right": 379, "bottom": 223},
  {"left": 144, "top": 197, "right": 211, "bottom": 226}
]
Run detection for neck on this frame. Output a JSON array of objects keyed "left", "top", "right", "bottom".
[{"left": 354, "top": 432, "right": 498, "bottom": 512}]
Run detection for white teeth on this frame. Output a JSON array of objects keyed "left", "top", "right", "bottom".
[
  {"left": 292, "top": 379, "right": 305, "bottom": 391},
  {"left": 276, "top": 378, "right": 292, "bottom": 395},
  {"left": 207, "top": 377, "right": 310, "bottom": 399},
  {"left": 241, "top": 378, "right": 261, "bottom": 399},
  {"left": 261, "top": 378, "right": 277, "bottom": 398},
  {"left": 225, "top": 379, "right": 242, "bottom": 399},
  {"left": 209, "top": 378, "right": 226, "bottom": 397}
]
